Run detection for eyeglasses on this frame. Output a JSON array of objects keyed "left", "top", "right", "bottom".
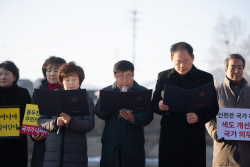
[{"left": 116, "top": 75, "right": 133, "bottom": 80}]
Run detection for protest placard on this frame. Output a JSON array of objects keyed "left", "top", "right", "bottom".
[
  {"left": 20, "top": 104, "right": 49, "bottom": 136},
  {"left": 0, "top": 106, "right": 20, "bottom": 138},
  {"left": 217, "top": 108, "right": 250, "bottom": 141}
]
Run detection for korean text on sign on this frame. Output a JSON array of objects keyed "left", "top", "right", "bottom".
[
  {"left": 217, "top": 108, "right": 250, "bottom": 141},
  {"left": 20, "top": 104, "right": 49, "bottom": 136},
  {"left": 0, "top": 106, "right": 20, "bottom": 138}
]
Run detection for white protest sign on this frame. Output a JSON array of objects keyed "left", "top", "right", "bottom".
[{"left": 217, "top": 108, "right": 250, "bottom": 141}]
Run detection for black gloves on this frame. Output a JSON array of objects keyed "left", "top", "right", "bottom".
[{"left": 214, "top": 131, "right": 225, "bottom": 143}]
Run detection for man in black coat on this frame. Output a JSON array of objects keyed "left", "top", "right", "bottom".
[
  {"left": 95, "top": 60, "right": 153, "bottom": 167},
  {"left": 151, "top": 42, "right": 219, "bottom": 167}
]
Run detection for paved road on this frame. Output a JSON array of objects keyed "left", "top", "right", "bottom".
[
  {"left": 88, "top": 158, "right": 212, "bottom": 167},
  {"left": 28, "top": 145, "right": 214, "bottom": 167},
  {"left": 29, "top": 160, "right": 212, "bottom": 167},
  {"left": 88, "top": 161, "right": 212, "bottom": 167}
]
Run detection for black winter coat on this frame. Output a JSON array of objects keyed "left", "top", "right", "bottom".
[
  {"left": 151, "top": 66, "right": 219, "bottom": 167},
  {"left": 30, "top": 80, "right": 47, "bottom": 167},
  {"left": 95, "top": 81, "right": 153, "bottom": 167},
  {"left": 0, "top": 83, "right": 31, "bottom": 167}
]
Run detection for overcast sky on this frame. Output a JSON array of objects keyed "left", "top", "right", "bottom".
[{"left": 1, "top": 0, "right": 250, "bottom": 89}]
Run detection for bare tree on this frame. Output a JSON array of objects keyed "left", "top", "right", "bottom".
[{"left": 209, "top": 17, "right": 250, "bottom": 84}]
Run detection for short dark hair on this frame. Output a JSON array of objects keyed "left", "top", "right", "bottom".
[
  {"left": 58, "top": 62, "right": 85, "bottom": 87},
  {"left": 113, "top": 60, "right": 134, "bottom": 74},
  {"left": 42, "top": 56, "right": 66, "bottom": 78},
  {"left": 224, "top": 54, "right": 246, "bottom": 69},
  {"left": 0, "top": 61, "right": 19, "bottom": 84},
  {"left": 170, "top": 42, "right": 193, "bottom": 57}
]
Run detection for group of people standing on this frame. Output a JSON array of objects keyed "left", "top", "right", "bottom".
[{"left": 0, "top": 41, "right": 249, "bottom": 167}]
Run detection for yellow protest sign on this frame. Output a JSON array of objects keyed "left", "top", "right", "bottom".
[
  {"left": 22, "top": 104, "right": 40, "bottom": 125},
  {"left": 20, "top": 104, "right": 48, "bottom": 136},
  {"left": 0, "top": 106, "right": 20, "bottom": 138}
]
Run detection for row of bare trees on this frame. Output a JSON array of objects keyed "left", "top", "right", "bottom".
[{"left": 209, "top": 17, "right": 250, "bottom": 84}]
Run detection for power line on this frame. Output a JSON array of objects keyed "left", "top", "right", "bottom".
[{"left": 131, "top": 10, "right": 137, "bottom": 65}]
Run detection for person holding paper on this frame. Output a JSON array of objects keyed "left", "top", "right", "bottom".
[
  {"left": 38, "top": 62, "right": 95, "bottom": 167},
  {"left": 30, "top": 56, "right": 66, "bottom": 167},
  {"left": 151, "top": 42, "right": 219, "bottom": 167},
  {"left": 206, "top": 54, "right": 250, "bottom": 167},
  {"left": 95, "top": 60, "right": 153, "bottom": 167},
  {"left": 0, "top": 61, "right": 31, "bottom": 167}
]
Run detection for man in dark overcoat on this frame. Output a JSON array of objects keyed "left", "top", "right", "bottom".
[
  {"left": 95, "top": 60, "right": 153, "bottom": 167},
  {"left": 151, "top": 42, "right": 219, "bottom": 167}
]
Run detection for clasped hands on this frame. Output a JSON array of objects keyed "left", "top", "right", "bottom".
[
  {"left": 57, "top": 112, "right": 72, "bottom": 127},
  {"left": 32, "top": 132, "right": 46, "bottom": 141},
  {"left": 32, "top": 113, "right": 72, "bottom": 141},
  {"left": 159, "top": 100, "right": 199, "bottom": 124}
]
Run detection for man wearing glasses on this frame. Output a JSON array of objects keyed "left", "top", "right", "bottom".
[
  {"left": 151, "top": 42, "right": 219, "bottom": 167},
  {"left": 95, "top": 60, "right": 153, "bottom": 167}
]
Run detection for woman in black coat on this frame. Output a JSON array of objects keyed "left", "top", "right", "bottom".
[
  {"left": 0, "top": 61, "right": 31, "bottom": 167},
  {"left": 30, "top": 56, "right": 66, "bottom": 167}
]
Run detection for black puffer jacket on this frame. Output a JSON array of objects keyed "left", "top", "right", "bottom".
[{"left": 38, "top": 89, "right": 95, "bottom": 167}]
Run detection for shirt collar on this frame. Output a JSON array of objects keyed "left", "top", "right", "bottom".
[
  {"left": 224, "top": 76, "right": 248, "bottom": 89},
  {"left": 170, "top": 65, "right": 197, "bottom": 78}
]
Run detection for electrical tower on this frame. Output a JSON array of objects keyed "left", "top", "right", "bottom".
[{"left": 132, "top": 10, "right": 137, "bottom": 65}]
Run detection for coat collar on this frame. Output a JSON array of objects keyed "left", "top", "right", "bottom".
[
  {"left": 223, "top": 76, "right": 248, "bottom": 89},
  {"left": 111, "top": 80, "right": 140, "bottom": 91},
  {"left": 0, "top": 83, "right": 18, "bottom": 94},
  {"left": 170, "top": 65, "right": 197, "bottom": 78},
  {"left": 40, "top": 80, "right": 48, "bottom": 89}
]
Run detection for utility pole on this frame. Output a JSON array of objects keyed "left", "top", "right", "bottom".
[{"left": 132, "top": 10, "right": 137, "bottom": 65}]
